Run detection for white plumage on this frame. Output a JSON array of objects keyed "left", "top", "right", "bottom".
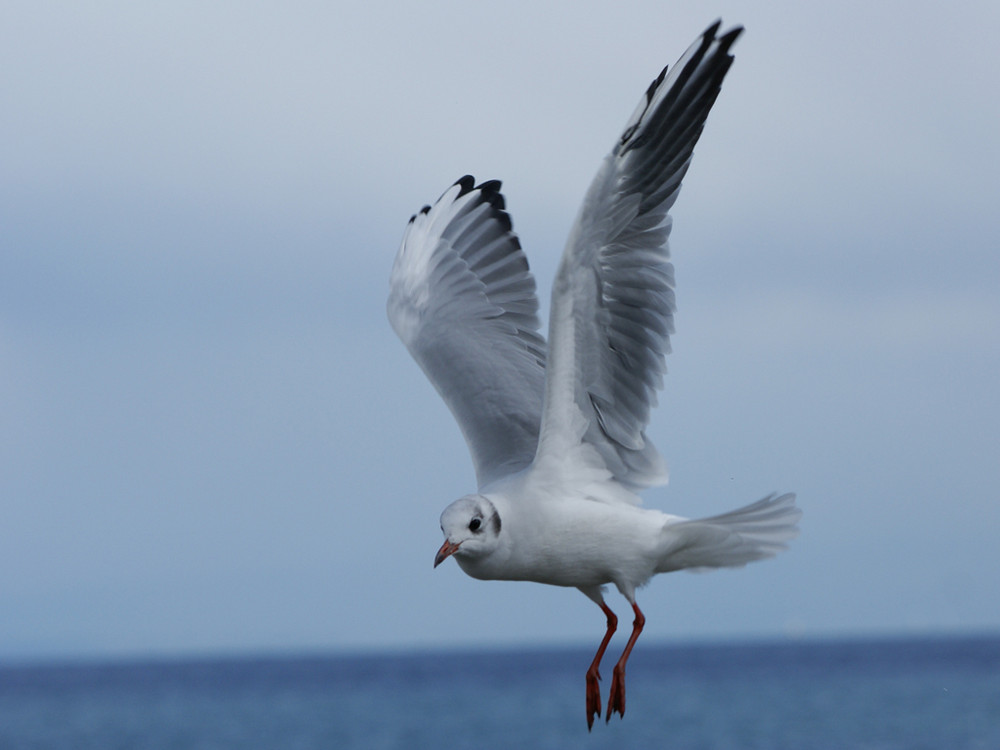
[{"left": 388, "top": 20, "right": 800, "bottom": 729}]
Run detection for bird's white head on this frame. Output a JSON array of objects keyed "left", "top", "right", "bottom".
[{"left": 434, "top": 494, "right": 502, "bottom": 568}]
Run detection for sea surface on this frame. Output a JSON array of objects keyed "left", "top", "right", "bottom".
[{"left": 1, "top": 635, "right": 997, "bottom": 749}]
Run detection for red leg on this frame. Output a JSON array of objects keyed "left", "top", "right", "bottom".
[
  {"left": 606, "top": 601, "right": 645, "bottom": 722},
  {"left": 585, "top": 601, "right": 617, "bottom": 731}
]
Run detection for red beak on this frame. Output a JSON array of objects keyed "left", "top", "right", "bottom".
[{"left": 434, "top": 539, "right": 462, "bottom": 568}]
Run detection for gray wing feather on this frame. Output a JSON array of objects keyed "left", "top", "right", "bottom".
[
  {"left": 540, "top": 22, "right": 742, "bottom": 490},
  {"left": 388, "top": 177, "right": 546, "bottom": 488}
]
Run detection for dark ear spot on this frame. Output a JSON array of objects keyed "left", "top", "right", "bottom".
[{"left": 490, "top": 511, "right": 501, "bottom": 535}]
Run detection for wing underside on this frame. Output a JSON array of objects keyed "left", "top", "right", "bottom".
[
  {"left": 537, "top": 22, "right": 743, "bottom": 493},
  {"left": 388, "top": 177, "right": 547, "bottom": 488}
]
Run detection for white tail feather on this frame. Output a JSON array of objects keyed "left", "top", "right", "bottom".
[{"left": 656, "top": 493, "right": 801, "bottom": 573}]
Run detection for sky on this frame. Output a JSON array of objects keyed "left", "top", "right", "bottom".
[{"left": 2, "top": 0, "right": 998, "bottom": 662}]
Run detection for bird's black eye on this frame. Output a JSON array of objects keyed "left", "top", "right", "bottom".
[{"left": 469, "top": 517, "right": 482, "bottom": 532}]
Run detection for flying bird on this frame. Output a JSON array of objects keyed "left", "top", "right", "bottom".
[{"left": 388, "top": 21, "right": 800, "bottom": 729}]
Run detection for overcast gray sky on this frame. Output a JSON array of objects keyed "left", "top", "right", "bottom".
[{"left": 2, "top": 0, "right": 998, "bottom": 662}]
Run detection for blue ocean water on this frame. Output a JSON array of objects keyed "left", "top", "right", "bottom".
[{"left": 1, "top": 635, "right": 998, "bottom": 749}]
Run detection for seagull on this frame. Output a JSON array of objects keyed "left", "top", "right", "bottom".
[{"left": 388, "top": 21, "right": 800, "bottom": 729}]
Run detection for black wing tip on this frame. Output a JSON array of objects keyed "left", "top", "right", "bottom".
[
  {"left": 432, "top": 175, "right": 513, "bottom": 231},
  {"left": 476, "top": 179, "right": 507, "bottom": 213},
  {"left": 704, "top": 18, "right": 743, "bottom": 40},
  {"left": 621, "top": 21, "right": 742, "bottom": 150},
  {"left": 450, "top": 175, "right": 505, "bottom": 208},
  {"left": 645, "top": 66, "right": 668, "bottom": 103},
  {"left": 707, "top": 20, "right": 744, "bottom": 53},
  {"left": 691, "top": 21, "right": 742, "bottom": 65},
  {"left": 477, "top": 178, "right": 503, "bottom": 195},
  {"left": 454, "top": 175, "right": 476, "bottom": 196},
  {"left": 718, "top": 26, "right": 744, "bottom": 53},
  {"left": 408, "top": 204, "right": 432, "bottom": 223}
]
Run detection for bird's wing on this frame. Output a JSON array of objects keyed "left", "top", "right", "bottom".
[
  {"left": 535, "top": 21, "right": 742, "bottom": 494},
  {"left": 388, "top": 176, "right": 547, "bottom": 489}
]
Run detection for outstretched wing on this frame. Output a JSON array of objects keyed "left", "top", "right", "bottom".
[
  {"left": 388, "top": 176, "right": 547, "bottom": 489},
  {"left": 536, "top": 21, "right": 743, "bottom": 493}
]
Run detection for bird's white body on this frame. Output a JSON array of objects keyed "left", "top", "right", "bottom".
[
  {"left": 449, "top": 468, "right": 796, "bottom": 598},
  {"left": 453, "top": 488, "right": 673, "bottom": 591},
  {"left": 388, "top": 21, "right": 800, "bottom": 727}
]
